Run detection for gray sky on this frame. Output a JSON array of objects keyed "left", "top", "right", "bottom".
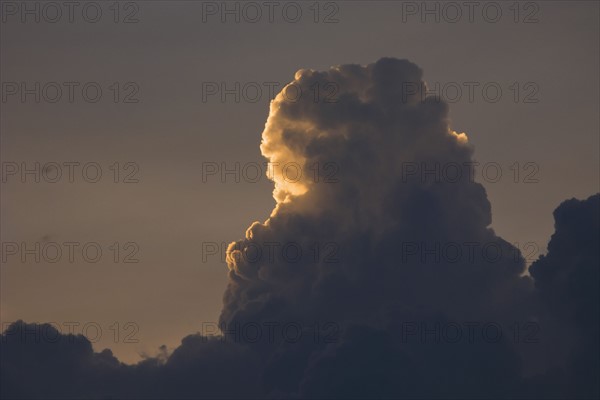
[{"left": 1, "top": 0, "right": 598, "bottom": 363}]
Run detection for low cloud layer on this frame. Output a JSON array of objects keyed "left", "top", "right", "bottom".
[{"left": 2, "top": 58, "right": 598, "bottom": 399}]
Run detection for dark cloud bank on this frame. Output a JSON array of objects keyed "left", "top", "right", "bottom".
[{"left": 2, "top": 58, "right": 598, "bottom": 399}]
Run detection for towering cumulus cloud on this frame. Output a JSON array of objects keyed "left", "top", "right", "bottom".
[
  {"left": 223, "top": 57, "right": 529, "bottom": 335},
  {"left": 220, "top": 58, "right": 534, "bottom": 397},
  {"left": 1, "top": 59, "right": 598, "bottom": 399}
]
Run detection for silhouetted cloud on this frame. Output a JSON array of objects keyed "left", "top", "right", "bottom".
[
  {"left": 1, "top": 59, "right": 598, "bottom": 399},
  {"left": 1, "top": 320, "right": 261, "bottom": 399},
  {"left": 527, "top": 194, "right": 599, "bottom": 398}
]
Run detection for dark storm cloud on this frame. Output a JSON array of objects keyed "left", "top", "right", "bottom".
[
  {"left": 1, "top": 59, "right": 598, "bottom": 399},
  {"left": 527, "top": 194, "right": 599, "bottom": 399},
  {"left": 1, "top": 320, "right": 262, "bottom": 399}
]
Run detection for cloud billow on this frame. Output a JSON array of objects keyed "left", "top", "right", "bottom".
[{"left": 222, "top": 57, "right": 530, "bottom": 337}]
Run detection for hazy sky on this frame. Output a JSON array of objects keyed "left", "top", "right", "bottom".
[{"left": 1, "top": 0, "right": 598, "bottom": 364}]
